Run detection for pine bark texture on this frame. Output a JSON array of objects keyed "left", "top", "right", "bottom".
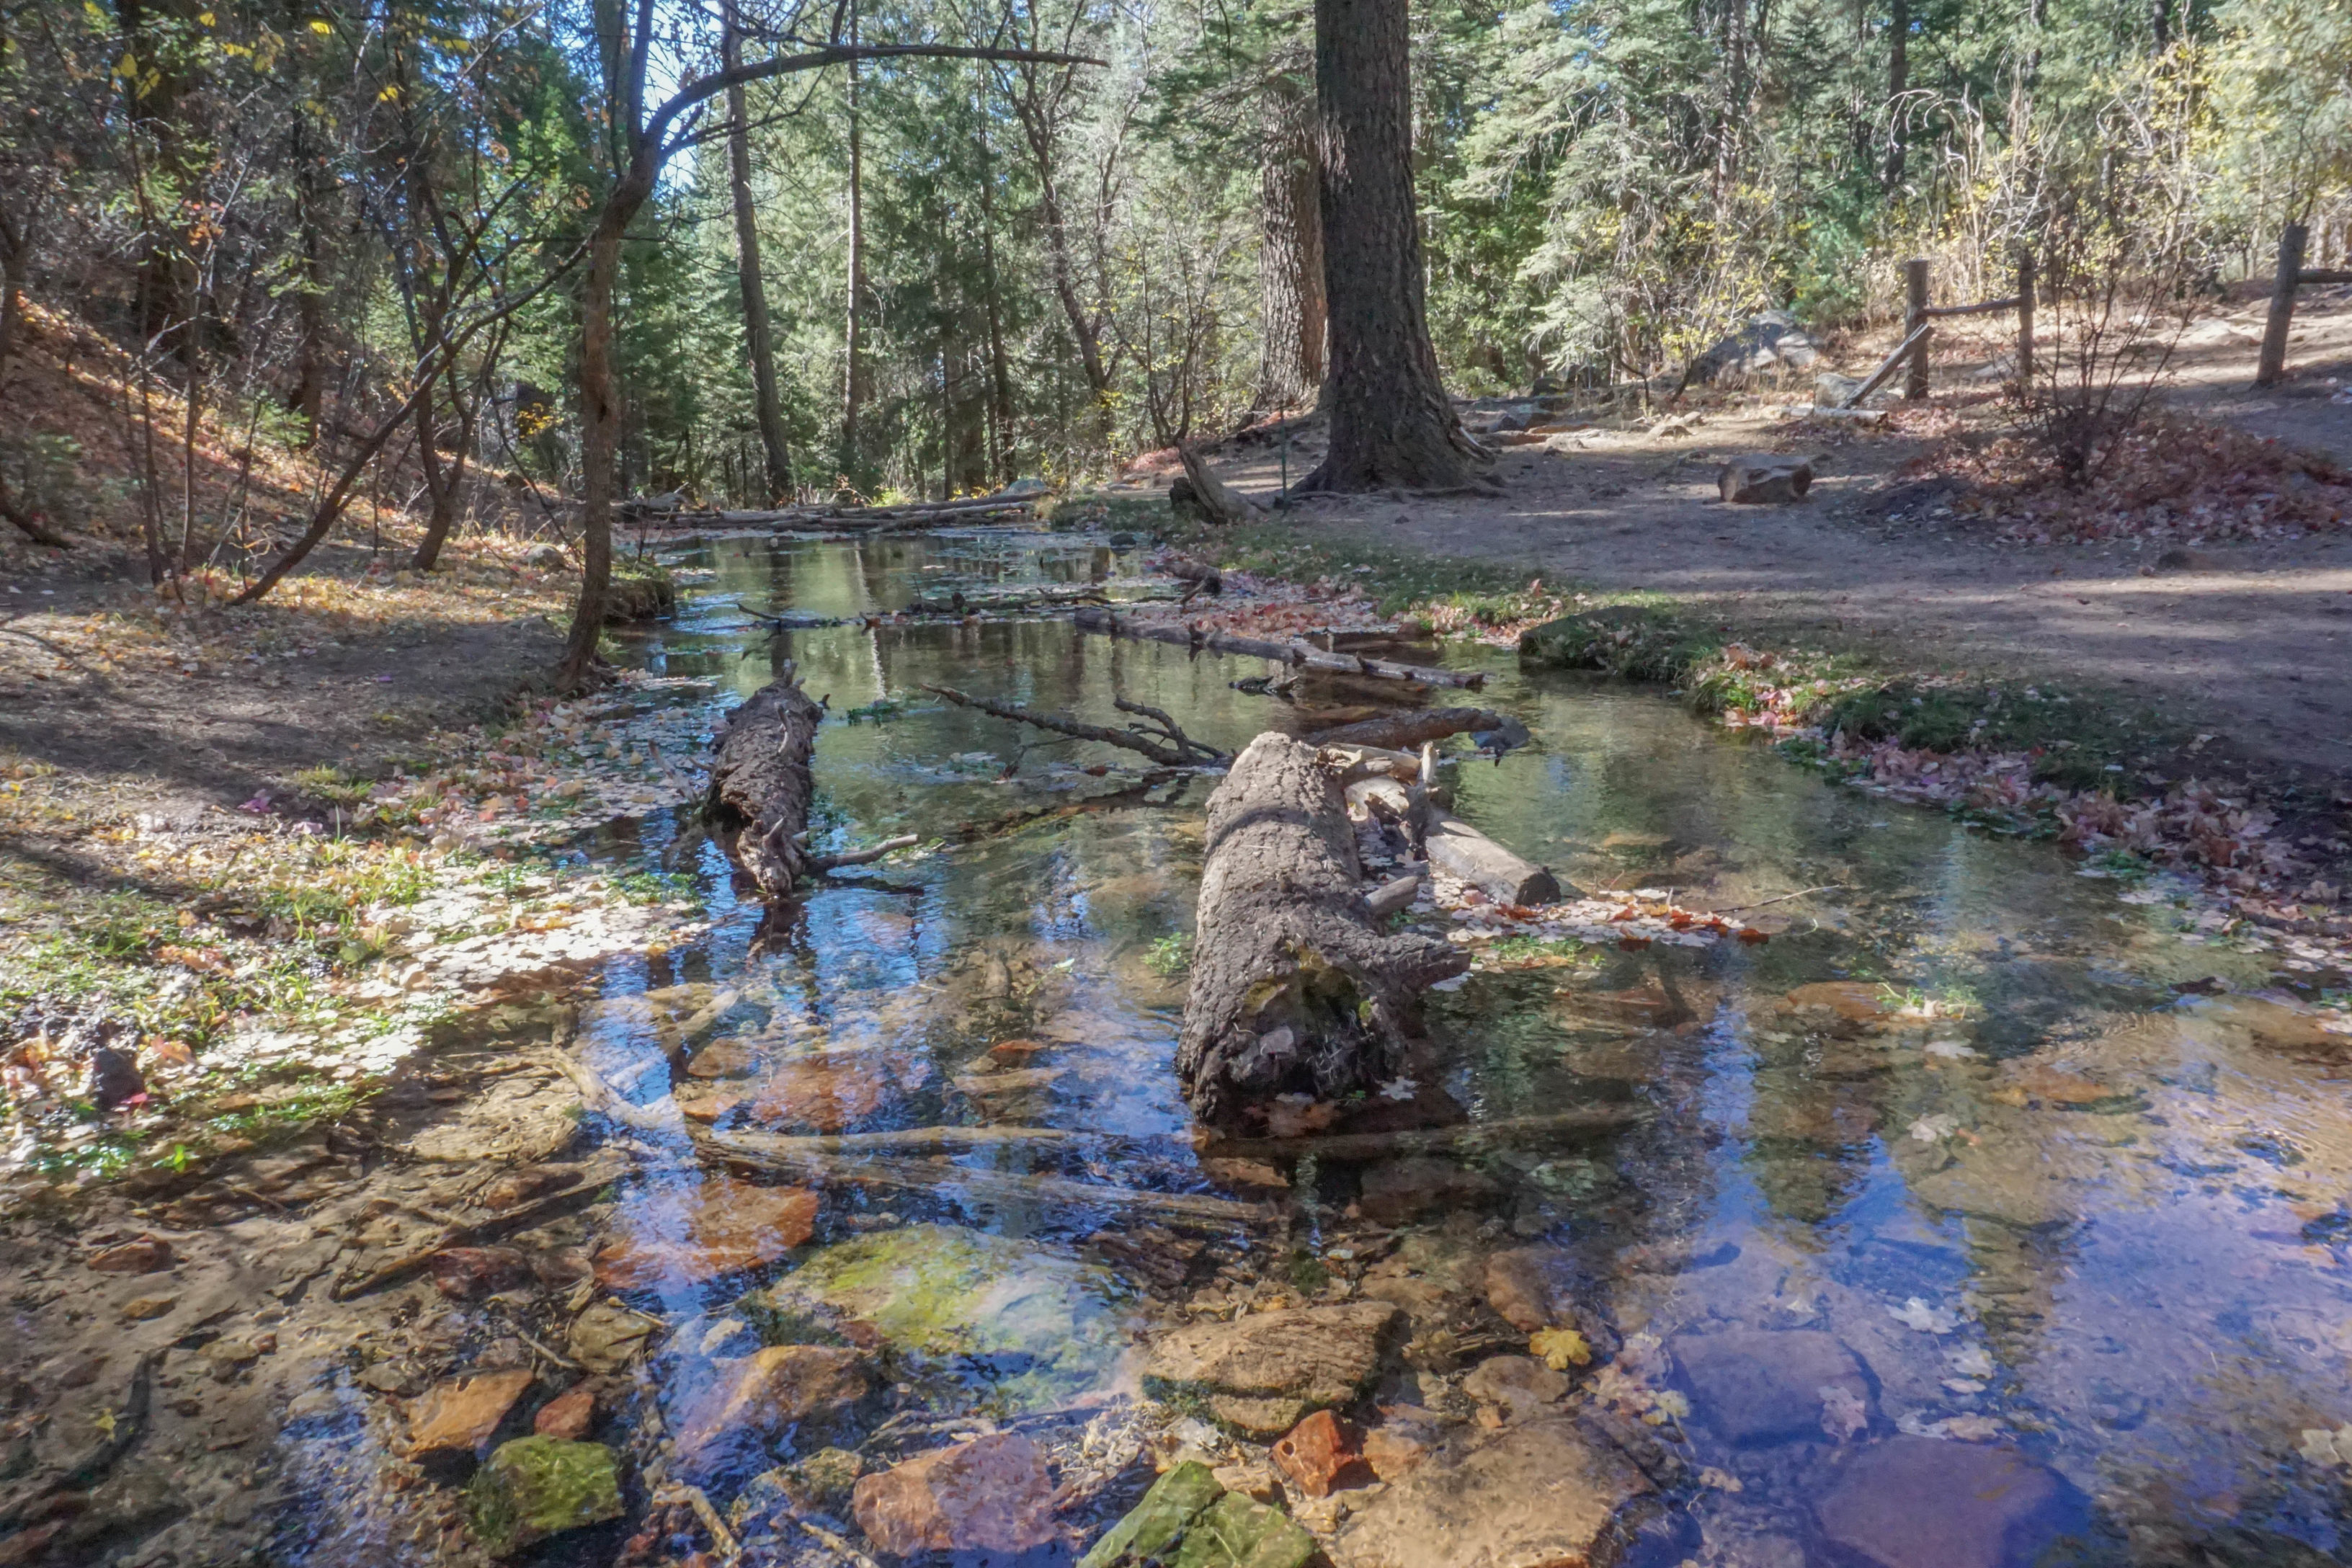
[
  {"left": 1302, "top": 0, "right": 1482, "bottom": 492},
  {"left": 1177, "top": 733, "right": 1467, "bottom": 1126},
  {"left": 1255, "top": 82, "right": 1326, "bottom": 413},
  {"left": 706, "top": 677, "right": 824, "bottom": 901}
]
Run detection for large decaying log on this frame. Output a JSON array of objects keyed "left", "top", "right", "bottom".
[
  {"left": 1177, "top": 733, "right": 1469, "bottom": 1126},
  {"left": 1306, "top": 706, "right": 1509, "bottom": 750},
  {"left": 1073, "top": 605, "right": 1484, "bottom": 690},
  {"left": 705, "top": 674, "right": 824, "bottom": 899}
]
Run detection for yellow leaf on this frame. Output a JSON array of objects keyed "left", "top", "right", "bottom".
[
  {"left": 1530, "top": 1327, "right": 1590, "bottom": 1370},
  {"left": 308, "top": 17, "right": 331, "bottom": 32},
  {"left": 199, "top": 10, "right": 215, "bottom": 24}
]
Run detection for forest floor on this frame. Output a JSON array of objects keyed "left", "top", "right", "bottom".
[{"left": 1198, "top": 289, "right": 2352, "bottom": 796}]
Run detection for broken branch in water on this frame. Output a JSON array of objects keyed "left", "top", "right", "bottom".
[
  {"left": 1201, "top": 1108, "right": 1643, "bottom": 1163},
  {"left": 1306, "top": 706, "right": 1512, "bottom": 751},
  {"left": 807, "top": 833, "right": 921, "bottom": 871},
  {"left": 922, "top": 683, "right": 1231, "bottom": 767}
]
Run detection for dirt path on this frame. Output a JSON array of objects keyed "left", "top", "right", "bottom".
[{"left": 1206, "top": 295, "right": 2352, "bottom": 791}]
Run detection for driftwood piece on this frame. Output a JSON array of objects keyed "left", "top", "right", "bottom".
[
  {"left": 1365, "top": 873, "right": 1425, "bottom": 921},
  {"left": 1307, "top": 706, "right": 1509, "bottom": 750},
  {"left": 1174, "top": 445, "right": 1265, "bottom": 525},
  {"left": 1177, "top": 734, "right": 1469, "bottom": 1126},
  {"left": 922, "top": 683, "right": 1227, "bottom": 767},
  {"left": 706, "top": 673, "right": 824, "bottom": 901},
  {"left": 1072, "top": 606, "right": 1484, "bottom": 690},
  {"left": 1167, "top": 556, "right": 1224, "bottom": 602},
  {"left": 1425, "top": 813, "right": 1562, "bottom": 904}
]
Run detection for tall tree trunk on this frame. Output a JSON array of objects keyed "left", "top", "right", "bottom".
[
  {"left": 2149, "top": 0, "right": 2170, "bottom": 47},
  {"left": 1300, "top": 0, "right": 1480, "bottom": 493},
  {"left": 976, "top": 104, "right": 1016, "bottom": 484},
  {"left": 1884, "top": 0, "right": 1910, "bottom": 190},
  {"left": 288, "top": 118, "right": 330, "bottom": 445},
  {"left": 841, "top": 14, "right": 866, "bottom": 478},
  {"left": 1254, "top": 79, "right": 1326, "bottom": 414},
  {"left": 0, "top": 199, "right": 68, "bottom": 548},
  {"left": 724, "top": 1, "right": 794, "bottom": 503},
  {"left": 1027, "top": 149, "right": 1113, "bottom": 412}
]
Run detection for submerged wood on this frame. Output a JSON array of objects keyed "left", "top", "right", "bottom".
[
  {"left": 698, "top": 1128, "right": 1275, "bottom": 1225},
  {"left": 922, "top": 683, "right": 1228, "bottom": 766},
  {"left": 1072, "top": 605, "right": 1482, "bottom": 689},
  {"left": 1177, "top": 732, "right": 1469, "bottom": 1126},
  {"left": 1203, "top": 1108, "right": 1643, "bottom": 1162},
  {"left": 1425, "top": 812, "right": 1562, "bottom": 904},
  {"left": 1307, "top": 705, "right": 1507, "bottom": 749},
  {"left": 705, "top": 673, "right": 824, "bottom": 900}
]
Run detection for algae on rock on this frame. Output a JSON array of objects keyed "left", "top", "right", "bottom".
[
  {"left": 465, "top": 1436, "right": 624, "bottom": 1556},
  {"left": 751, "top": 1222, "right": 1132, "bottom": 1411}
]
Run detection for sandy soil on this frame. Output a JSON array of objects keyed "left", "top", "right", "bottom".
[{"left": 1207, "top": 293, "right": 2352, "bottom": 791}]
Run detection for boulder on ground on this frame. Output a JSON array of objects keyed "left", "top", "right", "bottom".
[
  {"left": 465, "top": 1436, "right": 623, "bottom": 1556},
  {"left": 1688, "top": 312, "right": 1821, "bottom": 386},
  {"left": 1719, "top": 455, "right": 1814, "bottom": 504},
  {"left": 1329, "top": 1417, "right": 1651, "bottom": 1568},
  {"left": 1144, "top": 1301, "right": 1402, "bottom": 1437},
  {"left": 850, "top": 1432, "right": 1059, "bottom": 1556}
]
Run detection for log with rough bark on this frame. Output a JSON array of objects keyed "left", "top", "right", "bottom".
[
  {"left": 705, "top": 673, "right": 824, "bottom": 900},
  {"left": 1072, "top": 605, "right": 1484, "bottom": 690},
  {"left": 1178, "top": 733, "right": 1469, "bottom": 1126},
  {"left": 1346, "top": 770, "right": 1562, "bottom": 904},
  {"left": 1306, "top": 706, "right": 1507, "bottom": 750},
  {"left": 1173, "top": 444, "right": 1265, "bottom": 525}
]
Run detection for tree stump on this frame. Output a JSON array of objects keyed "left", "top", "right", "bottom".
[
  {"left": 1177, "top": 734, "right": 1468, "bottom": 1126},
  {"left": 705, "top": 676, "right": 822, "bottom": 901}
]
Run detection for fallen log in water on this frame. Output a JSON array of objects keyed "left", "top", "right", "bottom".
[
  {"left": 697, "top": 1127, "right": 1276, "bottom": 1226},
  {"left": 1201, "top": 1108, "right": 1643, "bottom": 1163},
  {"left": 1072, "top": 605, "right": 1484, "bottom": 690},
  {"left": 705, "top": 672, "right": 823, "bottom": 900},
  {"left": 1346, "top": 769, "right": 1563, "bottom": 904},
  {"left": 1177, "top": 733, "right": 1469, "bottom": 1126},
  {"left": 1306, "top": 705, "right": 1509, "bottom": 750},
  {"left": 633, "top": 494, "right": 1044, "bottom": 533}
]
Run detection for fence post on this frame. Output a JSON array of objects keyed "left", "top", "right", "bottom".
[
  {"left": 2255, "top": 220, "right": 2307, "bottom": 388},
  {"left": 2014, "top": 250, "right": 2035, "bottom": 389},
  {"left": 1903, "top": 259, "right": 1930, "bottom": 400}
]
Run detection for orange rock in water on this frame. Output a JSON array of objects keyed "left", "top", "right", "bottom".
[
  {"left": 747, "top": 1053, "right": 911, "bottom": 1132},
  {"left": 406, "top": 1368, "right": 534, "bottom": 1456},
  {"left": 1782, "top": 981, "right": 1892, "bottom": 1023},
  {"left": 427, "top": 1246, "right": 535, "bottom": 1299},
  {"left": 1273, "top": 1409, "right": 1369, "bottom": 1497},
  {"left": 672, "top": 1346, "right": 868, "bottom": 1473},
  {"left": 533, "top": 1385, "right": 595, "bottom": 1440},
  {"left": 852, "top": 1433, "right": 1058, "bottom": 1556},
  {"left": 591, "top": 1177, "right": 818, "bottom": 1289}
]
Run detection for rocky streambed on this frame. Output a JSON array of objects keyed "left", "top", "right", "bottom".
[{"left": 4, "top": 527, "right": 2351, "bottom": 1568}]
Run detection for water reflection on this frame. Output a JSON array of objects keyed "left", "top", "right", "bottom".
[{"left": 569, "top": 528, "right": 2352, "bottom": 1562}]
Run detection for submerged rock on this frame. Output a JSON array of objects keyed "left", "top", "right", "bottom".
[
  {"left": 1145, "top": 1301, "right": 1402, "bottom": 1437},
  {"left": 851, "top": 1432, "right": 1059, "bottom": 1556},
  {"left": 406, "top": 1368, "right": 535, "bottom": 1458},
  {"left": 533, "top": 1385, "right": 594, "bottom": 1440},
  {"left": 568, "top": 1300, "right": 661, "bottom": 1373},
  {"left": 591, "top": 1175, "right": 818, "bottom": 1290},
  {"left": 672, "top": 1345, "right": 869, "bottom": 1474},
  {"left": 1814, "top": 1438, "right": 2082, "bottom": 1568},
  {"left": 1329, "top": 1417, "right": 1651, "bottom": 1568},
  {"left": 1671, "top": 1329, "right": 1874, "bottom": 1446},
  {"left": 1483, "top": 1246, "right": 1579, "bottom": 1332},
  {"left": 1358, "top": 1158, "right": 1499, "bottom": 1224},
  {"left": 753, "top": 1223, "right": 1129, "bottom": 1411},
  {"left": 730, "top": 1447, "right": 867, "bottom": 1528},
  {"left": 466, "top": 1436, "right": 624, "bottom": 1556}
]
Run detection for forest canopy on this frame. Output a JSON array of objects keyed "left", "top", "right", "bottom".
[{"left": 1, "top": 0, "right": 2346, "bottom": 520}]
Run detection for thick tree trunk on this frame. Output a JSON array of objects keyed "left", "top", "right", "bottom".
[
  {"left": 1254, "top": 81, "right": 1326, "bottom": 413},
  {"left": 556, "top": 174, "right": 649, "bottom": 690},
  {"left": 1177, "top": 733, "right": 1467, "bottom": 1127},
  {"left": 705, "top": 676, "right": 824, "bottom": 901},
  {"left": 1301, "top": 0, "right": 1482, "bottom": 493},
  {"left": 725, "top": 4, "right": 795, "bottom": 504}
]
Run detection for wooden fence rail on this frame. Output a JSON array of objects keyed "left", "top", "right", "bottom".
[{"left": 1891, "top": 253, "right": 2035, "bottom": 403}]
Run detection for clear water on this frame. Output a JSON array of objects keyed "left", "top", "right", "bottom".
[{"left": 543, "top": 527, "right": 2352, "bottom": 1562}]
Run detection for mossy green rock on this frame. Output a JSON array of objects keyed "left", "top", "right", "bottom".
[
  {"left": 1170, "top": 1493, "right": 1317, "bottom": 1568},
  {"left": 1078, "top": 1461, "right": 1226, "bottom": 1568},
  {"left": 464, "top": 1436, "right": 623, "bottom": 1556},
  {"left": 752, "top": 1224, "right": 1128, "bottom": 1412}
]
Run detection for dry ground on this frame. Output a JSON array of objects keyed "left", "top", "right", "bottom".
[{"left": 1205, "top": 291, "right": 2352, "bottom": 790}]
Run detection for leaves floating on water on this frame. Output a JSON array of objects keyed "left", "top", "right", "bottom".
[{"left": 1530, "top": 1327, "right": 1591, "bottom": 1370}]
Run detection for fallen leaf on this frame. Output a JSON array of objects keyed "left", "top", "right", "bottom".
[
  {"left": 1529, "top": 1327, "right": 1591, "bottom": 1370},
  {"left": 1889, "top": 1297, "right": 1959, "bottom": 1334}
]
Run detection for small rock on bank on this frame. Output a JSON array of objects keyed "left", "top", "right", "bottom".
[{"left": 465, "top": 1436, "right": 623, "bottom": 1556}]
